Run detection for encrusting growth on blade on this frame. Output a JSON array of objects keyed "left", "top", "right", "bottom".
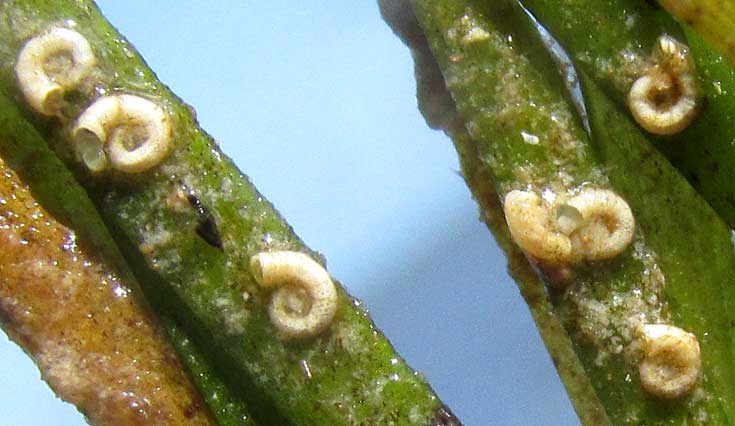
[
  {"left": 503, "top": 187, "right": 635, "bottom": 264},
  {"left": 72, "top": 94, "right": 173, "bottom": 173},
  {"left": 503, "top": 190, "right": 574, "bottom": 264},
  {"left": 397, "top": 0, "right": 735, "bottom": 423},
  {"left": 16, "top": 27, "right": 173, "bottom": 174},
  {"left": 628, "top": 35, "right": 698, "bottom": 135},
  {"left": 15, "top": 27, "right": 95, "bottom": 116},
  {"left": 638, "top": 324, "right": 702, "bottom": 399},
  {"left": 250, "top": 251, "right": 338, "bottom": 340},
  {"left": 564, "top": 188, "right": 635, "bottom": 261},
  {"left": 0, "top": 1, "right": 465, "bottom": 423}
]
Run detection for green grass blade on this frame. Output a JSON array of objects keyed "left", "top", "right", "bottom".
[
  {"left": 0, "top": 1, "right": 459, "bottom": 425},
  {"left": 380, "top": 1, "right": 610, "bottom": 424},
  {"left": 409, "top": 0, "right": 735, "bottom": 423},
  {"left": 450, "top": 119, "right": 614, "bottom": 426},
  {"left": 521, "top": 0, "right": 735, "bottom": 230},
  {"left": 580, "top": 73, "right": 735, "bottom": 423},
  {"left": 163, "top": 316, "right": 256, "bottom": 426},
  {"left": 0, "top": 91, "right": 257, "bottom": 426}
]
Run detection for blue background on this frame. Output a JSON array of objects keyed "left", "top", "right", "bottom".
[{"left": 0, "top": 1, "right": 578, "bottom": 425}]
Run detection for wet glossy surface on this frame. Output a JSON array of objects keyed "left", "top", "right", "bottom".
[
  {"left": 0, "top": 159, "right": 212, "bottom": 425},
  {"left": 0, "top": 1, "right": 577, "bottom": 425}
]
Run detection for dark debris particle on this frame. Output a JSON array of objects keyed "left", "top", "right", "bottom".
[
  {"left": 183, "top": 400, "right": 201, "bottom": 419},
  {"left": 187, "top": 194, "right": 223, "bottom": 249},
  {"left": 433, "top": 405, "right": 462, "bottom": 426},
  {"left": 644, "top": 0, "right": 660, "bottom": 10}
]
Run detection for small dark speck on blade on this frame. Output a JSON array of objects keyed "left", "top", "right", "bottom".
[{"left": 187, "top": 194, "right": 223, "bottom": 249}]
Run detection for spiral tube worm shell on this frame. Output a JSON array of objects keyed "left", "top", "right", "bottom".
[
  {"left": 628, "top": 35, "right": 698, "bottom": 135},
  {"left": 563, "top": 188, "right": 635, "bottom": 261},
  {"left": 638, "top": 324, "right": 702, "bottom": 399},
  {"left": 250, "top": 251, "right": 338, "bottom": 340},
  {"left": 503, "top": 190, "right": 574, "bottom": 264},
  {"left": 504, "top": 188, "right": 634, "bottom": 264},
  {"left": 15, "top": 27, "right": 95, "bottom": 116},
  {"left": 72, "top": 94, "right": 173, "bottom": 173}
]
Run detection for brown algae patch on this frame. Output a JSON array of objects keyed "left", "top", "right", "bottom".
[{"left": 0, "top": 159, "right": 213, "bottom": 425}]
